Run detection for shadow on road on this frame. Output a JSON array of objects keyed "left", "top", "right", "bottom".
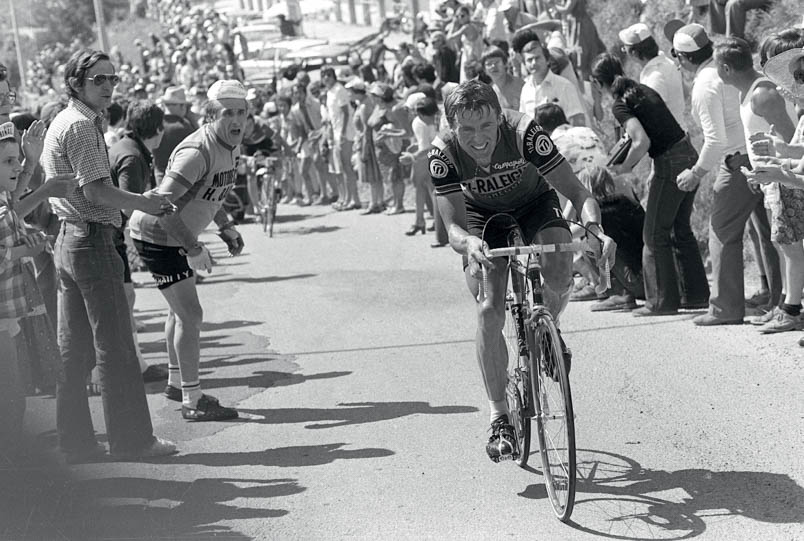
[
  {"left": 200, "top": 370, "right": 351, "bottom": 392},
  {"left": 147, "top": 443, "right": 394, "bottom": 467},
  {"left": 283, "top": 225, "right": 343, "bottom": 235},
  {"left": 518, "top": 449, "right": 804, "bottom": 540},
  {"left": 237, "top": 401, "right": 479, "bottom": 429},
  {"left": 196, "top": 273, "right": 317, "bottom": 286}
]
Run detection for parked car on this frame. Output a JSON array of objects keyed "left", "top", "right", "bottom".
[{"left": 240, "top": 37, "right": 329, "bottom": 85}]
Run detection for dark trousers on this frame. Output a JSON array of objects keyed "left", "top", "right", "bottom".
[
  {"left": 708, "top": 159, "right": 780, "bottom": 319},
  {"left": 709, "top": 0, "right": 772, "bottom": 38},
  {"left": 54, "top": 222, "right": 155, "bottom": 455},
  {"left": 642, "top": 139, "right": 710, "bottom": 311},
  {"left": 746, "top": 208, "right": 783, "bottom": 305}
]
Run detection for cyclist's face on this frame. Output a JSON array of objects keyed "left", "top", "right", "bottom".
[
  {"left": 211, "top": 98, "right": 248, "bottom": 147},
  {"left": 453, "top": 107, "right": 499, "bottom": 164}
]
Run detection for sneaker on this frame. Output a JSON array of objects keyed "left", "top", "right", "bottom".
[
  {"left": 486, "top": 415, "right": 517, "bottom": 462},
  {"left": 745, "top": 290, "right": 771, "bottom": 308},
  {"left": 164, "top": 384, "right": 182, "bottom": 402},
  {"left": 111, "top": 437, "right": 178, "bottom": 460},
  {"left": 750, "top": 306, "right": 777, "bottom": 326},
  {"left": 570, "top": 284, "right": 598, "bottom": 302},
  {"left": 142, "top": 364, "right": 169, "bottom": 383},
  {"left": 758, "top": 308, "right": 804, "bottom": 334},
  {"left": 182, "top": 394, "right": 239, "bottom": 422}
]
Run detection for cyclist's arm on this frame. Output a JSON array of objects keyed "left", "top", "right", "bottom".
[{"left": 156, "top": 147, "right": 207, "bottom": 252}]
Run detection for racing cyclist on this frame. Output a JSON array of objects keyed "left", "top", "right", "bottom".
[
  {"left": 129, "top": 80, "right": 247, "bottom": 421},
  {"left": 430, "top": 81, "right": 616, "bottom": 462}
]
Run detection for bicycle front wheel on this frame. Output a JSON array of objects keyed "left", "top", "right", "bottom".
[
  {"left": 532, "top": 315, "right": 576, "bottom": 522},
  {"left": 504, "top": 295, "right": 531, "bottom": 467}
]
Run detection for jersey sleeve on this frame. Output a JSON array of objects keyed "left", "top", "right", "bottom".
[
  {"left": 164, "top": 147, "right": 206, "bottom": 189},
  {"left": 520, "top": 118, "right": 565, "bottom": 176},
  {"left": 428, "top": 138, "right": 462, "bottom": 196}
]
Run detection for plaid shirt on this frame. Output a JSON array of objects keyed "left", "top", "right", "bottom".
[
  {"left": 41, "top": 98, "right": 122, "bottom": 226},
  {"left": 0, "top": 196, "right": 28, "bottom": 320}
]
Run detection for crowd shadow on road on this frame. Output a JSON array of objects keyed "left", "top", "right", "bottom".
[
  {"left": 195, "top": 272, "right": 317, "bottom": 286},
  {"left": 518, "top": 449, "right": 804, "bottom": 540},
  {"left": 57, "top": 476, "right": 298, "bottom": 539},
  {"left": 148, "top": 443, "right": 394, "bottom": 468},
  {"left": 198, "top": 370, "right": 350, "bottom": 393},
  {"left": 237, "top": 401, "right": 479, "bottom": 429}
]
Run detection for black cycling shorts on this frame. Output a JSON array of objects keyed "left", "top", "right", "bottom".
[
  {"left": 132, "top": 239, "right": 194, "bottom": 290},
  {"left": 465, "top": 188, "right": 569, "bottom": 249}
]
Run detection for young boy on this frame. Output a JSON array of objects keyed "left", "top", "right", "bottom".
[{"left": 0, "top": 121, "right": 73, "bottom": 453}]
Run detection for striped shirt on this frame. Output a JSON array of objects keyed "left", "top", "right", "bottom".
[
  {"left": 41, "top": 98, "right": 121, "bottom": 226},
  {"left": 428, "top": 109, "right": 563, "bottom": 212}
]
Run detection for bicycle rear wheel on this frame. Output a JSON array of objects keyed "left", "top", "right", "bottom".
[
  {"left": 532, "top": 315, "right": 576, "bottom": 522},
  {"left": 503, "top": 295, "right": 531, "bottom": 467}
]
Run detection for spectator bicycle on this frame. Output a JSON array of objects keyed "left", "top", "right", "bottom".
[{"left": 481, "top": 216, "right": 608, "bottom": 523}]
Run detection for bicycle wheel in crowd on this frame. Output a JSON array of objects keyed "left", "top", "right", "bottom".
[
  {"left": 532, "top": 315, "right": 576, "bottom": 522},
  {"left": 503, "top": 292, "right": 532, "bottom": 468}
]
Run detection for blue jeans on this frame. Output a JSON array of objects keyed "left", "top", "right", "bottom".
[
  {"left": 54, "top": 222, "right": 155, "bottom": 455},
  {"left": 643, "top": 138, "right": 710, "bottom": 311}
]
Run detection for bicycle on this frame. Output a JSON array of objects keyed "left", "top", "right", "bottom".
[
  {"left": 254, "top": 156, "right": 282, "bottom": 236},
  {"left": 481, "top": 216, "right": 609, "bottom": 523}
]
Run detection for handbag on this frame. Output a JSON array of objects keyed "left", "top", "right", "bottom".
[{"left": 606, "top": 134, "right": 632, "bottom": 167}]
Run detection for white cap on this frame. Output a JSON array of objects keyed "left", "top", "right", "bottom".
[
  {"left": 618, "top": 23, "right": 652, "bottom": 46},
  {"left": 207, "top": 79, "right": 247, "bottom": 101},
  {"left": 404, "top": 92, "right": 426, "bottom": 110},
  {"left": 499, "top": 0, "right": 516, "bottom": 11},
  {"left": 0, "top": 122, "right": 15, "bottom": 142}
]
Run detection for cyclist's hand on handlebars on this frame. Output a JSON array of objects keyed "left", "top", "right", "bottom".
[{"left": 466, "top": 236, "right": 493, "bottom": 279}]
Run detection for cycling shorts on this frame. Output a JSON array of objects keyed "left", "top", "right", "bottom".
[
  {"left": 132, "top": 239, "right": 194, "bottom": 290},
  {"left": 466, "top": 188, "right": 569, "bottom": 249}
]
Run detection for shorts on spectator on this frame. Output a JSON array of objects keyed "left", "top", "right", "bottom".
[
  {"left": 328, "top": 139, "right": 356, "bottom": 180},
  {"left": 770, "top": 185, "right": 804, "bottom": 245},
  {"left": 132, "top": 239, "right": 194, "bottom": 290}
]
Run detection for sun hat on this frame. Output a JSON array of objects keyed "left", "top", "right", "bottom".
[
  {"left": 669, "top": 23, "right": 710, "bottom": 53},
  {"left": 404, "top": 92, "right": 426, "bottom": 110},
  {"left": 0, "top": 122, "right": 15, "bottom": 142},
  {"left": 763, "top": 47, "right": 804, "bottom": 100},
  {"left": 207, "top": 79, "right": 247, "bottom": 101},
  {"left": 619, "top": 23, "right": 652, "bottom": 46}
]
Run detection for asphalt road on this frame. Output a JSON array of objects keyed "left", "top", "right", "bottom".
[{"left": 4, "top": 203, "right": 803, "bottom": 541}]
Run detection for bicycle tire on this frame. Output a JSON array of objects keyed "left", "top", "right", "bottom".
[
  {"left": 532, "top": 315, "right": 576, "bottom": 522},
  {"left": 504, "top": 295, "right": 532, "bottom": 467}
]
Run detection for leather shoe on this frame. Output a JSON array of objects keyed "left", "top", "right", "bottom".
[
  {"left": 591, "top": 295, "right": 637, "bottom": 312},
  {"left": 632, "top": 307, "right": 678, "bottom": 317},
  {"left": 692, "top": 314, "right": 743, "bottom": 326}
]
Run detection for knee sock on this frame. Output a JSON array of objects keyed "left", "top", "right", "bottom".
[
  {"left": 489, "top": 400, "right": 508, "bottom": 423},
  {"left": 782, "top": 303, "right": 802, "bottom": 317}
]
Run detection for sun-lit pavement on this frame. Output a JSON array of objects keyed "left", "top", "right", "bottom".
[{"left": 3, "top": 203, "right": 802, "bottom": 540}]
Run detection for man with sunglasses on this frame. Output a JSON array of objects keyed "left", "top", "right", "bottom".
[
  {"left": 42, "top": 49, "right": 178, "bottom": 462},
  {"left": 664, "top": 22, "right": 781, "bottom": 326}
]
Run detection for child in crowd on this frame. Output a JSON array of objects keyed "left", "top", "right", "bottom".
[{"left": 0, "top": 121, "right": 71, "bottom": 450}]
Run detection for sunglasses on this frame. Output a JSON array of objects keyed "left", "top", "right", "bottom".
[
  {"left": 89, "top": 74, "right": 121, "bottom": 86},
  {"left": 0, "top": 91, "right": 16, "bottom": 104}
]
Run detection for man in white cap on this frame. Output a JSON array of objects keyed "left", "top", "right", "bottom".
[
  {"left": 667, "top": 21, "right": 780, "bottom": 326},
  {"left": 618, "top": 22, "right": 686, "bottom": 130},
  {"left": 128, "top": 79, "right": 247, "bottom": 421}
]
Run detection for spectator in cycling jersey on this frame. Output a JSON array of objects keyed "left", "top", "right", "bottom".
[
  {"left": 430, "top": 80, "right": 615, "bottom": 462},
  {"left": 128, "top": 80, "right": 247, "bottom": 422}
]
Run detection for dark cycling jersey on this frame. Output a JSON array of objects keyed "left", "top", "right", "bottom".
[{"left": 428, "top": 109, "right": 566, "bottom": 212}]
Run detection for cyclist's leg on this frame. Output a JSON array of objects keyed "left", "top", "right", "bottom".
[
  {"left": 535, "top": 226, "right": 574, "bottom": 325},
  {"left": 474, "top": 256, "right": 510, "bottom": 412}
]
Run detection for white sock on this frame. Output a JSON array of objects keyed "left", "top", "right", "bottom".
[
  {"left": 181, "top": 383, "right": 202, "bottom": 408},
  {"left": 489, "top": 400, "right": 508, "bottom": 424}
]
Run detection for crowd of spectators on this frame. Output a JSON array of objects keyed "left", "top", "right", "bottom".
[{"left": 0, "top": 0, "right": 802, "bottom": 463}]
